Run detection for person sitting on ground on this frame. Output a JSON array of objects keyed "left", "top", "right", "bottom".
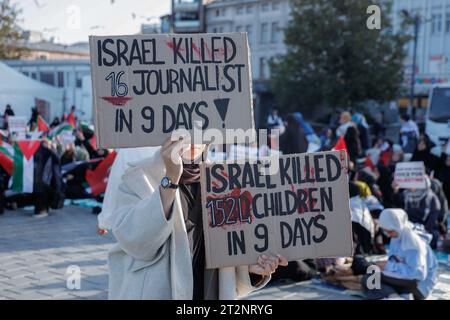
[
  {"left": 349, "top": 182, "right": 376, "bottom": 255},
  {"left": 361, "top": 209, "right": 438, "bottom": 300},
  {"left": 411, "top": 134, "right": 439, "bottom": 174},
  {"left": 392, "top": 177, "right": 441, "bottom": 249}
]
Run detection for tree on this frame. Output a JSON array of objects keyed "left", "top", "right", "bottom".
[
  {"left": 0, "top": 0, "right": 25, "bottom": 59},
  {"left": 270, "top": 0, "right": 411, "bottom": 116}
]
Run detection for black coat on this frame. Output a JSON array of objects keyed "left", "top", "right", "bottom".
[
  {"left": 280, "top": 126, "right": 308, "bottom": 155},
  {"left": 34, "top": 146, "right": 64, "bottom": 208}
]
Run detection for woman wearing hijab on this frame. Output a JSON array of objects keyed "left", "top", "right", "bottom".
[
  {"left": 279, "top": 113, "right": 308, "bottom": 155},
  {"left": 100, "top": 138, "right": 287, "bottom": 300},
  {"left": 399, "top": 114, "right": 419, "bottom": 153},
  {"left": 336, "top": 111, "right": 353, "bottom": 137},
  {"left": 411, "top": 134, "right": 439, "bottom": 174},
  {"left": 344, "top": 126, "right": 362, "bottom": 165},
  {"left": 351, "top": 113, "right": 371, "bottom": 151},
  {"left": 361, "top": 209, "right": 438, "bottom": 300}
]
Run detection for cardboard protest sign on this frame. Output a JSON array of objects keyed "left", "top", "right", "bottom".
[
  {"left": 89, "top": 33, "right": 255, "bottom": 148},
  {"left": 200, "top": 150, "right": 353, "bottom": 269},
  {"left": 394, "top": 161, "right": 426, "bottom": 189},
  {"left": 8, "top": 116, "right": 28, "bottom": 139}
]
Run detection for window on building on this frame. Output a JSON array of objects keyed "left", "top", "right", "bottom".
[
  {"left": 237, "top": 6, "right": 244, "bottom": 15},
  {"left": 40, "top": 72, "right": 55, "bottom": 86},
  {"left": 260, "top": 22, "right": 269, "bottom": 43},
  {"left": 272, "top": 1, "right": 280, "bottom": 10},
  {"left": 22, "top": 71, "right": 29, "bottom": 77},
  {"left": 31, "top": 72, "right": 37, "bottom": 80},
  {"left": 215, "top": 9, "right": 220, "bottom": 17},
  {"left": 246, "top": 25, "right": 253, "bottom": 45},
  {"left": 57, "top": 71, "right": 64, "bottom": 88},
  {"left": 246, "top": 5, "right": 253, "bottom": 14},
  {"left": 236, "top": 25, "right": 243, "bottom": 32},
  {"left": 261, "top": 2, "right": 269, "bottom": 12},
  {"left": 213, "top": 27, "right": 218, "bottom": 33},
  {"left": 218, "top": 26, "right": 224, "bottom": 33},
  {"left": 446, "top": 12, "right": 450, "bottom": 33},
  {"left": 271, "top": 22, "right": 281, "bottom": 43},
  {"left": 259, "top": 57, "right": 266, "bottom": 79},
  {"left": 431, "top": 14, "right": 442, "bottom": 34},
  {"left": 437, "top": 13, "right": 442, "bottom": 32},
  {"left": 76, "top": 78, "right": 82, "bottom": 88}
]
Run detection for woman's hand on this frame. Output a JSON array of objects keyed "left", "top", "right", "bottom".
[
  {"left": 160, "top": 137, "right": 187, "bottom": 219},
  {"left": 249, "top": 254, "right": 288, "bottom": 277},
  {"left": 161, "top": 137, "right": 185, "bottom": 184}
]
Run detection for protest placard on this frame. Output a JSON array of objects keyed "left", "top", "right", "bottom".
[
  {"left": 8, "top": 116, "right": 27, "bottom": 134},
  {"left": 394, "top": 161, "right": 426, "bottom": 189},
  {"left": 89, "top": 33, "right": 255, "bottom": 148},
  {"left": 200, "top": 150, "right": 353, "bottom": 269},
  {"left": 8, "top": 116, "right": 28, "bottom": 141}
]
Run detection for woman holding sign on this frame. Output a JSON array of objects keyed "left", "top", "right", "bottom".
[{"left": 99, "top": 138, "right": 287, "bottom": 300}]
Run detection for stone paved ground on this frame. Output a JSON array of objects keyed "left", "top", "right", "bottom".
[
  {"left": 0, "top": 206, "right": 114, "bottom": 300},
  {"left": 0, "top": 205, "right": 449, "bottom": 300}
]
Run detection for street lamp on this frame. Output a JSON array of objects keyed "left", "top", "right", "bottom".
[{"left": 401, "top": 10, "right": 433, "bottom": 120}]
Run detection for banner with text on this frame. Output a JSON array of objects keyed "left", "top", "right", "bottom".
[
  {"left": 200, "top": 150, "right": 353, "bottom": 269},
  {"left": 89, "top": 33, "right": 255, "bottom": 148},
  {"left": 394, "top": 161, "right": 426, "bottom": 189}
]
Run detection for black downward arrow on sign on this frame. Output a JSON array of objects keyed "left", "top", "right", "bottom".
[{"left": 213, "top": 98, "right": 230, "bottom": 128}]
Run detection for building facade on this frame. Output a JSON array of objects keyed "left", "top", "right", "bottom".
[
  {"left": 4, "top": 60, "right": 92, "bottom": 122},
  {"left": 204, "top": 0, "right": 290, "bottom": 126},
  {"left": 172, "top": 0, "right": 205, "bottom": 33},
  {"left": 392, "top": 0, "right": 450, "bottom": 108}
]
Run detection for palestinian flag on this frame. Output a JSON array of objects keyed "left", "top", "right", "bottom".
[
  {"left": 0, "top": 140, "right": 14, "bottom": 175},
  {"left": 67, "top": 111, "right": 76, "bottom": 128},
  {"left": 37, "top": 115, "right": 50, "bottom": 132},
  {"left": 48, "top": 122, "right": 74, "bottom": 139},
  {"left": 85, "top": 151, "right": 117, "bottom": 196},
  {"left": 332, "top": 136, "right": 348, "bottom": 154},
  {"left": 11, "top": 140, "right": 41, "bottom": 193}
]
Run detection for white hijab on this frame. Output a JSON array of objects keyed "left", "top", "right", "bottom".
[
  {"left": 98, "top": 147, "right": 159, "bottom": 230},
  {"left": 379, "top": 208, "right": 425, "bottom": 251}
]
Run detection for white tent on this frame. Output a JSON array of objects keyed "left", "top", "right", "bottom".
[{"left": 0, "top": 61, "right": 63, "bottom": 121}]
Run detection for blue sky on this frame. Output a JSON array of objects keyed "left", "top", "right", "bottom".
[{"left": 15, "top": 0, "right": 171, "bottom": 44}]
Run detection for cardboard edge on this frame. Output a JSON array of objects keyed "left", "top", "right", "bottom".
[
  {"left": 200, "top": 161, "right": 214, "bottom": 269},
  {"left": 88, "top": 36, "right": 103, "bottom": 149}
]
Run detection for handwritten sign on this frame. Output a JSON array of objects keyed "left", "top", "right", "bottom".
[
  {"left": 200, "top": 150, "right": 353, "bottom": 268},
  {"left": 8, "top": 116, "right": 28, "bottom": 140},
  {"left": 89, "top": 33, "right": 255, "bottom": 148},
  {"left": 394, "top": 161, "right": 426, "bottom": 189}
]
